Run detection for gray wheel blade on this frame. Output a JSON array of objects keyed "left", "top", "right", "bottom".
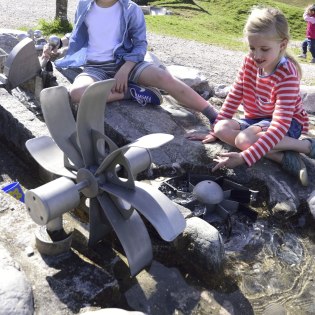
[
  {"left": 220, "top": 199, "right": 239, "bottom": 214},
  {"left": 88, "top": 197, "right": 112, "bottom": 247},
  {"left": 97, "top": 193, "right": 153, "bottom": 276},
  {"left": 40, "top": 86, "right": 84, "bottom": 168},
  {"left": 95, "top": 133, "right": 173, "bottom": 176},
  {"left": 76, "top": 79, "right": 115, "bottom": 168},
  {"left": 126, "top": 133, "right": 174, "bottom": 149},
  {"left": 100, "top": 181, "right": 186, "bottom": 242},
  {"left": 26, "top": 136, "right": 76, "bottom": 179}
]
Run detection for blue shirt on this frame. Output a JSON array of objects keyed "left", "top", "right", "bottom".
[{"left": 55, "top": 0, "right": 148, "bottom": 68}]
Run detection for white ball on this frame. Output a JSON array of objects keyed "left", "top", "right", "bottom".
[{"left": 193, "top": 180, "right": 224, "bottom": 204}]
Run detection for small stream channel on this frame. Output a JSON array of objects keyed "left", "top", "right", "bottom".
[{"left": 1, "top": 138, "right": 315, "bottom": 314}]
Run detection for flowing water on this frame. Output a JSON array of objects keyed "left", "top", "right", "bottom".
[{"left": 158, "top": 174, "right": 315, "bottom": 315}]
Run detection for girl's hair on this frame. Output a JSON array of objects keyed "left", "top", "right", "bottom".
[{"left": 244, "top": 6, "right": 302, "bottom": 78}]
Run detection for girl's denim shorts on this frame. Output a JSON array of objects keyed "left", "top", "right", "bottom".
[{"left": 234, "top": 117, "right": 302, "bottom": 139}]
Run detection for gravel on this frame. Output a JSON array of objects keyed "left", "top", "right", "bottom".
[{"left": 1, "top": 0, "right": 315, "bottom": 86}]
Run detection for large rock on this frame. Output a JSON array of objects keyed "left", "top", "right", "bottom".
[
  {"left": 301, "top": 85, "right": 315, "bottom": 114},
  {"left": 0, "top": 244, "right": 34, "bottom": 315}
]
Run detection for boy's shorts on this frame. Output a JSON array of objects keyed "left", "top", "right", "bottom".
[
  {"left": 234, "top": 117, "right": 302, "bottom": 139},
  {"left": 77, "top": 60, "right": 153, "bottom": 83}
]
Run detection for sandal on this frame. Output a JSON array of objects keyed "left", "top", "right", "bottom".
[
  {"left": 305, "top": 138, "right": 315, "bottom": 159},
  {"left": 281, "top": 151, "right": 308, "bottom": 186}
]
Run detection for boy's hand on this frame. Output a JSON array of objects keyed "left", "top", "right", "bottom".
[
  {"left": 41, "top": 44, "right": 60, "bottom": 61},
  {"left": 185, "top": 131, "right": 217, "bottom": 143},
  {"left": 202, "top": 132, "right": 217, "bottom": 143},
  {"left": 113, "top": 61, "right": 136, "bottom": 94},
  {"left": 212, "top": 152, "right": 245, "bottom": 172},
  {"left": 113, "top": 66, "right": 129, "bottom": 94}
]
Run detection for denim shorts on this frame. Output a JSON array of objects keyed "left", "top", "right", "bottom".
[
  {"left": 77, "top": 60, "right": 153, "bottom": 83},
  {"left": 234, "top": 117, "right": 302, "bottom": 139}
]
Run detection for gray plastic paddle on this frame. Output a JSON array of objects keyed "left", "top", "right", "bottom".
[
  {"left": 25, "top": 136, "right": 76, "bottom": 179},
  {"left": 97, "top": 193, "right": 153, "bottom": 276},
  {"left": 100, "top": 180, "right": 186, "bottom": 242},
  {"left": 76, "top": 79, "right": 115, "bottom": 168},
  {"left": 40, "top": 85, "right": 84, "bottom": 168}
]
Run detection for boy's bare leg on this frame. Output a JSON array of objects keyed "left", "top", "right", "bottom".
[
  {"left": 69, "top": 75, "right": 124, "bottom": 104},
  {"left": 137, "top": 65, "right": 217, "bottom": 116}
]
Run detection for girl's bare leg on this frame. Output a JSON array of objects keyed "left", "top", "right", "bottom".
[{"left": 234, "top": 127, "right": 312, "bottom": 163}]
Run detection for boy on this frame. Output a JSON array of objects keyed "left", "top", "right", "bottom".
[{"left": 44, "top": 0, "right": 217, "bottom": 123}]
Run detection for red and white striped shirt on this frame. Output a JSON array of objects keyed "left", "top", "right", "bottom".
[{"left": 215, "top": 55, "right": 309, "bottom": 167}]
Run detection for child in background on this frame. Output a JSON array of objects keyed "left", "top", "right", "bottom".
[
  {"left": 298, "top": 4, "right": 315, "bottom": 63},
  {"left": 192, "top": 6, "right": 315, "bottom": 186},
  {"left": 43, "top": 0, "right": 217, "bottom": 123}
]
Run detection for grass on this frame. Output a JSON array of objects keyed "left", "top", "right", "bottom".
[
  {"left": 145, "top": 0, "right": 308, "bottom": 51},
  {"left": 37, "top": 18, "right": 72, "bottom": 37},
  {"left": 34, "top": 0, "right": 309, "bottom": 61}
]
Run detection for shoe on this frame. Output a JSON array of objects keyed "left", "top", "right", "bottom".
[
  {"left": 310, "top": 58, "right": 315, "bottom": 63},
  {"left": 305, "top": 138, "right": 315, "bottom": 159},
  {"left": 281, "top": 151, "right": 308, "bottom": 186},
  {"left": 298, "top": 54, "right": 306, "bottom": 59},
  {"left": 128, "top": 83, "right": 163, "bottom": 106}
]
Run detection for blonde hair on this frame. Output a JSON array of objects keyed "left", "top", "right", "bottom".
[{"left": 244, "top": 6, "right": 302, "bottom": 78}]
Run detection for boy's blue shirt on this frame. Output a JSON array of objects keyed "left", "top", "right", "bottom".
[{"left": 55, "top": 0, "right": 148, "bottom": 68}]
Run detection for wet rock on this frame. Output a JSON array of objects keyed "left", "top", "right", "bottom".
[
  {"left": 0, "top": 244, "right": 34, "bottom": 315},
  {"left": 174, "top": 217, "right": 225, "bottom": 272},
  {"left": 83, "top": 310, "right": 146, "bottom": 315},
  {"left": 125, "top": 260, "right": 219, "bottom": 315},
  {"left": 300, "top": 85, "right": 315, "bottom": 114},
  {"left": 214, "top": 84, "right": 230, "bottom": 98},
  {"left": 166, "top": 64, "right": 215, "bottom": 97},
  {"left": 307, "top": 190, "right": 315, "bottom": 219}
]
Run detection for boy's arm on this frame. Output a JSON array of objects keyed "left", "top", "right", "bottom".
[{"left": 123, "top": 5, "right": 148, "bottom": 62}]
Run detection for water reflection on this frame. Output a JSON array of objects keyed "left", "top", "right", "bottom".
[{"left": 224, "top": 213, "right": 315, "bottom": 313}]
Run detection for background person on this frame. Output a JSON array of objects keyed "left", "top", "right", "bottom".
[{"left": 298, "top": 4, "right": 315, "bottom": 63}]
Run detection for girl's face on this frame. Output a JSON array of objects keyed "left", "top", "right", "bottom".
[{"left": 247, "top": 33, "right": 287, "bottom": 75}]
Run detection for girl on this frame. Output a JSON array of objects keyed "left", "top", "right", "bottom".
[{"left": 196, "top": 6, "right": 315, "bottom": 186}]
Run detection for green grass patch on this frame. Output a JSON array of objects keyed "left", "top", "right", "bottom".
[
  {"left": 24, "top": 0, "right": 308, "bottom": 53},
  {"left": 145, "top": 0, "right": 307, "bottom": 50},
  {"left": 37, "top": 18, "right": 72, "bottom": 37}
]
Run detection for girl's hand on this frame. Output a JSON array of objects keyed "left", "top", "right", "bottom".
[{"left": 212, "top": 152, "right": 245, "bottom": 172}]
